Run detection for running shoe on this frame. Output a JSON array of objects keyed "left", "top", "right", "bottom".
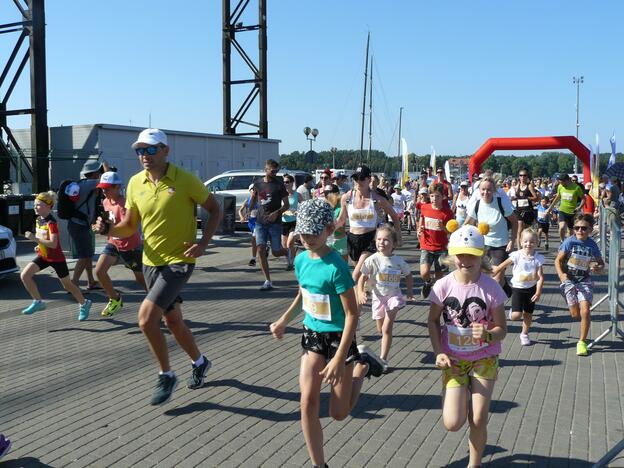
[
  {"left": 187, "top": 356, "right": 212, "bottom": 389},
  {"left": 101, "top": 295, "right": 123, "bottom": 317},
  {"left": 150, "top": 373, "right": 178, "bottom": 405},
  {"left": 506, "top": 307, "right": 513, "bottom": 320},
  {"left": 380, "top": 358, "right": 390, "bottom": 374},
  {"left": 576, "top": 340, "right": 588, "bottom": 356},
  {"left": 357, "top": 345, "right": 384, "bottom": 378},
  {"left": 86, "top": 282, "right": 102, "bottom": 291},
  {"left": 22, "top": 300, "right": 46, "bottom": 315},
  {"left": 248, "top": 258, "right": 256, "bottom": 267},
  {"left": 421, "top": 281, "right": 432, "bottom": 299},
  {"left": 260, "top": 280, "right": 273, "bottom": 291},
  {"left": 545, "top": 241, "right": 549, "bottom": 249},
  {"left": 78, "top": 299, "right": 92, "bottom": 321},
  {"left": 0, "top": 434, "right": 11, "bottom": 460},
  {"left": 519, "top": 333, "right": 531, "bottom": 346}
]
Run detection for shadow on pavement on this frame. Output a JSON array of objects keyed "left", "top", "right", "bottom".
[
  {"left": 447, "top": 448, "right": 593, "bottom": 467},
  {"left": 1, "top": 458, "right": 54, "bottom": 467}
]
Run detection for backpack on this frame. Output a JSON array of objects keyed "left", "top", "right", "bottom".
[
  {"left": 474, "top": 197, "right": 512, "bottom": 230},
  {"left": 57, "top": 179, "right": 95, "bottom": 221}
]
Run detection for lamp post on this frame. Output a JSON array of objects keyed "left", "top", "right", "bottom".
[
  {"left": 573, "top": 76, "right": 584, "bottom": 174},
  {"left": 330, "top": 146, "right": 337, "bottom": 170},
  {"left": 303, "top": 126, "right": 319, "bottom": 152}
]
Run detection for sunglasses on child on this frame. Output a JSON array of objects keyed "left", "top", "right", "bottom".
[
  {"left": 135, "top": 145, "right": 163, "bottom": 156},
  {"left": 573, "top": 225, "right": 589, "bottom": 231}
]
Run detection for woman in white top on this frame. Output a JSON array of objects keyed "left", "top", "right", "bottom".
[
  {"left": 451, "top": 181, "right": 471, "bottom": 226},
  {"left": 337, "top": 165, "right": 402, "bottom": 283}
]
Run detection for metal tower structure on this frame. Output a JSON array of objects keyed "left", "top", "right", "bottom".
[
  {"left": 0, "top": 0, "right": 49, "bottom": 192},
  {"left": 222, "top": 0, "right": 268, "bottom": 138}
]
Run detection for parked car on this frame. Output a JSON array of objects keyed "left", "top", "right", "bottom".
[
  {"left": 204, "top": 169, "right": 312, "bottom": 228},
  {"left": 0, "top": 224, "right": 19, "bottom": 278}
]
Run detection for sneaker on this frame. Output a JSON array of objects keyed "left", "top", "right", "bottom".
[
  {"left": 260, "top": 280, "right": 273, "bottom": 291},
  {"left": 545, "top": 241, "right": 549, "bottom": 249},
  {"left": 519, "top": 333, "right": 531, "bottom": 346},
  {"left": 576, "top": 340, "right": 588, "bottom": 356},
  {"left": 506, "top": 307, "right": 513, "bottom": 320},
  {"left": 357, "top": 344, "right": 384, "bottom": 378},
  {"left": 86, "top": 282, "right": 102, "bottom": 291},
  {"left": 22, "top": 300, "right": 46, "bottom": 315},
  {"left": 380, "top": 358, "right": 390, "bottom": 374},
  {"left": 187, "top": 356, "right": 212, "bottom": 389},
  {"left": 421, "top": 281, "right": 432, "bottom": 299},
  {"left": 78, "top": 299, "right": 92, "bottom": 321},
  {"left": 101, "top": 295, "right": 123, "bottom": 317},
  {"left": 0, "top": 434, "right": 11, "bottom": 460},
  {"left": 248, "top": 258, "right": 256, "bottom": 267},
  {"left": 150, "top": 373, "right": 178, "bottom": 405}
]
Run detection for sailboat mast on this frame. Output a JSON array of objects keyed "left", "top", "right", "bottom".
[
  {"left": 397, "top": 107, "right": 403, "bottom": 159},
  {"left": 359, "top": 32, "right": 370, "bottom": 163},
  {"left": 367, "top": 56, "right": 373, "bottom": 161}
]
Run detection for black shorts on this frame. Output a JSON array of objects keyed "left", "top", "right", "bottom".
[
  {"left": 282, "top": 221, "right": 296, "bottom": 236},
  {"left": 558, "top": 211, "right": 575, "bottom": 229},
  {"left": 485, "top": 245, "right": 509, "bottom": 267},
  {"left": 347, "top": 230, "right": 376, "bottom": 262},
  {"left": 511, "top": 285, "right": 537, "bottom": 314},
  {"left": 536, "top": 221, "right": 549, "bottom": 233},
  {"left": 32, "top": 256, "right": 70, "bottom": 279},
  {"left": 143, "top": 263, "right": 194, "bottom": 313},
  {"left": 301, "top": 326, "right": 360, "bottom": 363},
  {"left": 516, "top": 209, "right": 535, "bottom": 225},
  {"left": 102, "top": 243, "right": 143, "bottom": 272}
]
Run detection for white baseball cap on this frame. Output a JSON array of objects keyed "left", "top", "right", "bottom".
[
  {"left": 131, "top": 128, "right": 168, "bottom": 149},
  {"left": 97, "top": 171, "right": 123, "bottom": 188},
  {"left": 448, "top": 224, "right": 485, "bottom": 257},
  {"left": 64, "top": 182, "right": 80, "bottom": 201}
]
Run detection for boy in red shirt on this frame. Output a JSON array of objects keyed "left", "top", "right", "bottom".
[
  {"left": 94, "top": 171, "right": 147, "bottom": 317},
  {"left": 418, "top": 183, "right": 454, "bottom": 298}
]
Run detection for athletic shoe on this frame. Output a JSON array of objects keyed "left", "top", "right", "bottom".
[
  {"left": 380, "top": 358, "right": 390, "bottom": 374},
  {"left": 78, "top": 299, "right": 92, "bottom": 321},
  {"left": 101, "top": 295, "right": 123, "bottom": 317},
  {"left": 545, "top": 241, "right": 549, "bottom": 249},
  {"left": 187, "top": 356, "right": 212, "bottom": 389},
  {"left": 260, "top": 280, "right": 273, "bottom": 291},
  {"left": 150, "top": 373, "right": 178, "bottom": 405},
  {"left": 0, "top": 434, "right": 11, "bottom": 460},
  {"left": 506, "top": 307, "right": 513, "bottom": 320},
  {"left": 248, "top": 258, "right": 256, "bottom": 267},
  {"left": 357, "top": 344, "right": 384, "bottom": 378},
  {"left": 576, "top": 340, "right": 588, "bottom": 356},
  {"left": 86, "top": 282, "right": 102, "bottom": 291},
  {"left": 519, "top": 333, "right": 531, "bottom": 346},
  {"left": 22, "top": 300, "right": 46, "bottom": 315},
  {"left": 421, "top": 281, "right": 432, "bottom": 299}
]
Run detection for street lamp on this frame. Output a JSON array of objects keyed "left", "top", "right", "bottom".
[
  {"left": 573, "top": 76, "right": 584, "bottom": 174},
  {"left": 303, "top": 126, "right": 319, "bottom": 152},
  {"left": 330, "top": 147, "right": 337, "bottom": 170}
]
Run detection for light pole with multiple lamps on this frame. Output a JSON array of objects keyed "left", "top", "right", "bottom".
[
  {"left": 303, "top": 126, "right": 319, "bottom": 151},
  {"left": 573, "top": 75, "right": 584, "bottom": 174}
]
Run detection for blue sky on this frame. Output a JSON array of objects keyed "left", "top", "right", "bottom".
[{"left": 1, "top": 1, "right": 622, "bottom": 156}]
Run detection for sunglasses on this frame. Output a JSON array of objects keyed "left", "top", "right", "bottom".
[
  {"left": 320, "top": 176, "right": 330, "bottom": 180},
  {"left": 573, "top": 225, "right": 589, "bottom": 231},
  {"left": 135, "top": 145, "right": 162, "bottom": 156},
  {"left": 519, "top": 174, "right": 528, "bottom": 177},
  {"left": 284, "top": 180, "right": 293, "bottom": 184}
]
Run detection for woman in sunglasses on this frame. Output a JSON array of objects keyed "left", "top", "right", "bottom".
[
  {"left": 314, "top": 169, "right": 333, "bottom": 199},
  {"left": 554, "top": 213, "right": 604, "bottom": 356},
  {"left": 282, "top": 174, "right": 302, "bottom": 270},
  {"left": 510, "top": 169, "right": 540, "bottom": 246},
  {"left": 337, "top": 165, "right": 402, "bottom": 284}
]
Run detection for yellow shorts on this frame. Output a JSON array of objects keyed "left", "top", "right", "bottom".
[{"left": 442, "top": 355, "right": 499, "bottom": 389}]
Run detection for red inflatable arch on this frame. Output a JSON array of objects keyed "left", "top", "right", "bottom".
[{"left": 468, "top": 136, "right": 590, "bottom": 183}]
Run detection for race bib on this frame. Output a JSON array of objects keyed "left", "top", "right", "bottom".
[
  {"left": 424, "top": 216, "right": 443, "bottom": 231},
  {"left": 36, "top": 228, "right": 48, "bottom": 240},
  {"left": 457, "top": 207, "right": 467, "bottom": 218},
  {"left": 446, "top": 325, "right": 488, "bottom": 353},
  {"left": 562, "top": 192, "right": 573, "bottom": 201},
  {"left": 517, "top": 199, "right": 529, "bottom": 208},
  {"left": 538, "top": 210, "right": 547, "bottom": 219},
  {"left": 377, "top": 267, "right": 401, "bottom": 289},
  {"left": 302, "top": 288, "right": 332, "bottom": 322},
  {"left": 250, "top": 209, "right": 258, "bottom": 218},
  {"left": 351, "top": 210, "right": 374, "bottom": 222},
  {"left": 568, "top": 253, "right": 591, "bottom": 271},
  {"left": 518, "top": 271, "right": 535, "bottom": 282}
]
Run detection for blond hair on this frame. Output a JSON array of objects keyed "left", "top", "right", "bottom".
[
  {"left": 375, "top": 225, "right": 398, "bottom": 246},
  {"left": 479, "top": 176, "right": 498, "bottom": 189},
  {"left": 36, "top": 191, "right": 57, "bottom": 207},
  {"left": 520, "top": 227, "right": 538, "bottom": 242},
  {"left": 442, "top": 253, "right": 493, "bottom": 273},
  {"left": 325, "top": 191, "right": 341, "bottom": 209}
]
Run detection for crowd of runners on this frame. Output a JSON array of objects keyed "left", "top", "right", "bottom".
[{"left": 5, "top": 127, "right": 618, "bottom": 467}]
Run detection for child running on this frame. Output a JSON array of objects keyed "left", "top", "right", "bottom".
[
  {"left": 536, "top": 196, "right": 551, "bottom": 249},
  {"left": 94, "top": 171, "right": 147, "bottom": 317},
  {"left": 492, "top": 228, "right": 544, "bottom": 346},
  {"left": 270, "top": 199, "right": 383, "bottom": 468},
  {"left": 427, "top": 224, "right": 507, "bottom": 468},
  {"left": 20, "top": 192, "right": 92, "bottom": 320},
  {"left": 554, "top": 213, "right": 604, "bottom": 356},
  {"left": 358, "top": 226, "right": 414, "bottom": 373}
]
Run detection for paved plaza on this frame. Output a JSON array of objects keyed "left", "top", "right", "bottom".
[{"left": 0, "top": 232, "right": 623, "bottom": 467}]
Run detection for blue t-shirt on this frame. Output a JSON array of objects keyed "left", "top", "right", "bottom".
[
  {"left": 295, "top": 249, "right": 355, "bottom": 333},
  {"left": 559, "top": 236, "right": 601, "bottom": 282},
  {"left": 536, "top": 204, "right": 550, "bottom": 224}
]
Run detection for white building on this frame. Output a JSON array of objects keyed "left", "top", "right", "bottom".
[{"left": 12, "top": 124, "right": 280, "bottom": 188}]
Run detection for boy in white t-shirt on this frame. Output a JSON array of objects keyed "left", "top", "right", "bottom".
[
  {"left": 492, "top": 228, "right": 544, "bottom": 345},
  {"left": 358, "top": 226, "right": 414, "bottom": 373}
]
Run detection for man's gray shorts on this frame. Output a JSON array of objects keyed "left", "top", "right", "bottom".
[{"left": 143, "top": 263, "right": 195, "bottom": 313}]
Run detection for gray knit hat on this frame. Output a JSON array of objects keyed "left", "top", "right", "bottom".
[{"left": 294, "top": 199, "right": 334, "bottom": 236}]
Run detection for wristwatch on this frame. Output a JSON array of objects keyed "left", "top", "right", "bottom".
[{"left": 485, "top": 331, "right": 493, "bottom": 344}]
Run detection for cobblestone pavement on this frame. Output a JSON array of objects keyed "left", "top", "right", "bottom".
[{"left": 0, "top": 232, "right": 623, "bottom": 467}]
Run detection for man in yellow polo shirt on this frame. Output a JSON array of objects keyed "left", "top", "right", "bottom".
[{"left": 94, "top": 128, "right": 221, "bottom": 405}]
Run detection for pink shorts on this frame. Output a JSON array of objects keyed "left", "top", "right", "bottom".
[{"left": 372, "top": 293, "right": 405, "bottom": 320}]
